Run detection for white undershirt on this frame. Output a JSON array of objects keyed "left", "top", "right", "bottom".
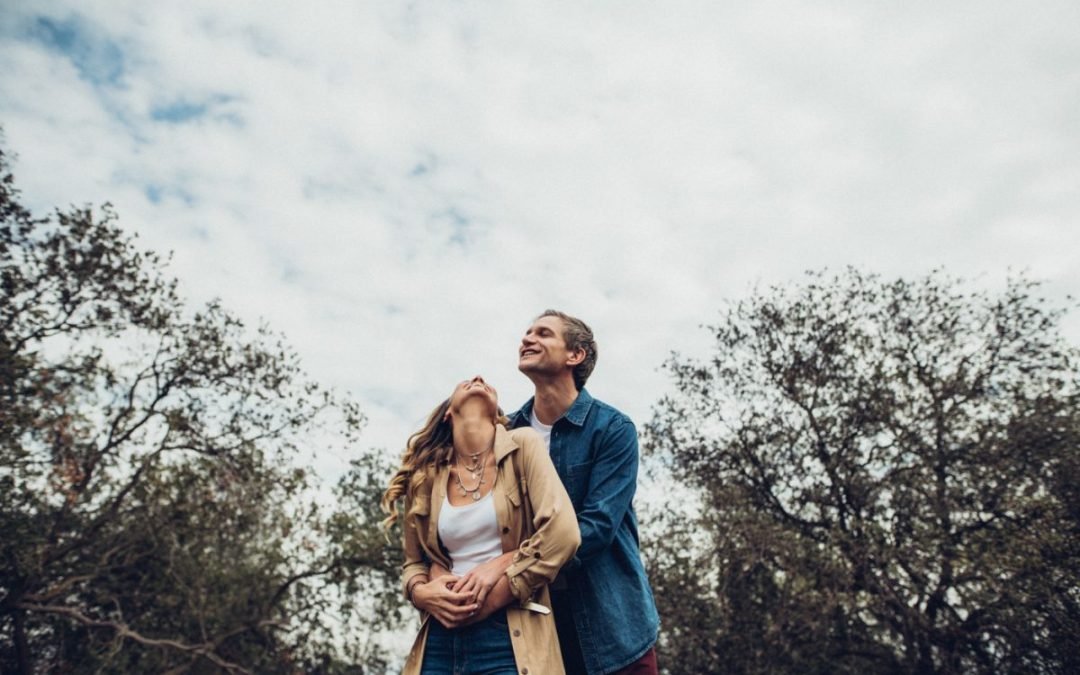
[
  {"left": 529, "top": 409, "right": 553, "bottom": 449},
  {"left": 438, "top": 491, "right": 502, "bottom": 576}
]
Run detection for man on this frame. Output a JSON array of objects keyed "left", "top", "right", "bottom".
[{"left": 508, "top": 310, "right": 659, "bottom": 675}]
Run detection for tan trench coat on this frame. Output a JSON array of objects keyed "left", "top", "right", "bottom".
[{"left": 400, "top": 425, "right": 580, "bottom": 675}]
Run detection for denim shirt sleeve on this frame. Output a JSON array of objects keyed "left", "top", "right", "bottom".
[{"left": 570, "top": 415, "right": 639, "bottom": 565}]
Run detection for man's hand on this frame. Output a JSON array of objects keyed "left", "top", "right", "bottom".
[
  {"left": 411, "top": 573, "right": 478, "bottom": 629},
  {"left": 450, "top": 552, "right": 514, "bottom": 608}
]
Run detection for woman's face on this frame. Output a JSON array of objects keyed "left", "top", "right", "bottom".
[{"left": 448, "top": 375, "right": 499, "bottom": 416}]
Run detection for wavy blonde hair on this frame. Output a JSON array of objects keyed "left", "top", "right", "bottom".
[{"left": 381, "top": 398, "right": 508, "bottom": 533}]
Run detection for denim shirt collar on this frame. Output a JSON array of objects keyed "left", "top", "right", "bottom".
[{"left": 509, "top": 388, "right": 594, "bottom": 428}]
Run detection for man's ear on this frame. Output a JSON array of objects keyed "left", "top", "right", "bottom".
[{"left": 566, "top": 348, "right": 586, "bottom": 367}]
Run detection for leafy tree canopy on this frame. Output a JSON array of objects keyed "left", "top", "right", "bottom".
[
  {"left": 645, "top": 269, "right": 1080, "bottom": 675},
  {"left": 0, "top": 139, "right": 404, "bottom": 673}
]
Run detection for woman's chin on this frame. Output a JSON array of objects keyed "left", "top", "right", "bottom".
[{"left": 455, "top": 394, "right": 498, "bottom": 418}]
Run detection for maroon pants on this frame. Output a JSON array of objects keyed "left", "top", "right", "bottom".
[{"left": 610, "top": 647, "right": 658, "bottom": 675}]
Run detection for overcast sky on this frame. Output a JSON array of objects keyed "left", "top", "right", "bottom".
[{"left": 2, "top": 0, "right": 1078, "bottom": 477}]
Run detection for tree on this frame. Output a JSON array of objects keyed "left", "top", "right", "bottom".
[
  {"left": 644, "top": 269, "right": 1080, "bottom": 674},
  {"left": 0, "top": 139, "right": 404, "bottom": 673}
]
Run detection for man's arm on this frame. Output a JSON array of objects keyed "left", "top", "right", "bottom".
[{"left": 571, "top": 415, "right": 639, "bottom": 563}]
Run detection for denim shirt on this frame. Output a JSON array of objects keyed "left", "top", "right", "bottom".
[{"left": 509, "top": 389, "right": 659, "bottom": 675}]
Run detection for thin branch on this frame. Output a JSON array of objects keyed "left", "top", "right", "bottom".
[{"left": 14, "top": 602, "right": 253, "bottom": 675}]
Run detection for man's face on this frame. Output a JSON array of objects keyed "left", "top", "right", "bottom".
[{"left": 518, "top": 315, "right": 578, "bottom": 378}]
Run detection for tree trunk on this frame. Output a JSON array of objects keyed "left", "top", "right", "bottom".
[{"left": 13, "top": 608, "right": 32, "bottom": 674}]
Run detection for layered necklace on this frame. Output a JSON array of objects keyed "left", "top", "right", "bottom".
[{"left": 452, "top": 443, "right": 492, "bottom": 501}]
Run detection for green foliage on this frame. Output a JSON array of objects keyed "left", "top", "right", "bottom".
[
  {"left": 0, "top": 140, "right": 404, "bottom": 673},
  {"left": 645, "top": 269, "right": 1080, "bottom": 675}
]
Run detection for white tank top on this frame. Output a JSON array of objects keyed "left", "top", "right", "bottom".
[{"left": 438, "top": 491, "right": 503, "bottom": 575}]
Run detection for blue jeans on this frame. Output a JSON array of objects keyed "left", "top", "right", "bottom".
[{"left": 420, "top": 611, "right": 517, "bottom": 675}]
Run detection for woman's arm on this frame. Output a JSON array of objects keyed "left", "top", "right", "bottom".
[
  {"left": 410, "top": 558, "right": 479, "bottom": 628},
  {"left": 401, "top": 493, "right": 478, "bottom": 628},
  {"left": 411, "top": 574, "right": 478, "bottom": 628},
  {"left": 461, "top": 574, "right": 514, "bottom": 625},
  {"left": 449, "top": 551, "right": 514, "bottom": 607},
  {"left": 503, "top": 432, "right": 581, "bottom": 603},
  {"left": 400, "top": 492, "right": 431, "bottom": 598}
]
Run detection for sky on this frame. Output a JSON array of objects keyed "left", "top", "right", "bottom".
[{"left": 1, "top": 0, "right": 1079, "bottom": 478}]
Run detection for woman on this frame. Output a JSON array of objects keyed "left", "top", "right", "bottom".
[{"left": 382, "top": 376, "right": 580, "bottom": 675}]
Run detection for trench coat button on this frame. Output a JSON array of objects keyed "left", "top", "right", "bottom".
[
  {"left": 522, "top": 669, "right": 528, "bottom": 674},
  {"left": 502, "top": 526, "right": 510, "bottom": 534},
  {"left": 513, "top": 629, "right": 521, "bottom": 637},
  {"left": 533, "top": 551, "right": 541, "bottom": 559}
]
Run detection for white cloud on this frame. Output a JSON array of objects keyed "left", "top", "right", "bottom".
[{"left": 2, "top": 0, "right": 1079, "bottom": 473}]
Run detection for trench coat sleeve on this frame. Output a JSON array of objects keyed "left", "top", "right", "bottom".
[
  {"left": 504, "top": 431, "right": 581, "bottom": 604},
  {"left": 400, "top": 490, "right": 431, "bottom": 598}
]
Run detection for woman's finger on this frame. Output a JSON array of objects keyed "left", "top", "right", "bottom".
[
  {"left": 435, "top": 587, "right": 472, "bottom": 604},
  {"left": 451, "top": 573, "right": 475, "bottom": 593},
  {"left": 437, "top": 613, "right": 460, "bottom": 629},
  {"left": 439, "top": 598, "right": 478, "bottom": 616},
  {"left": 461, "top": 577, "right": 480, "bottom": 595}
]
